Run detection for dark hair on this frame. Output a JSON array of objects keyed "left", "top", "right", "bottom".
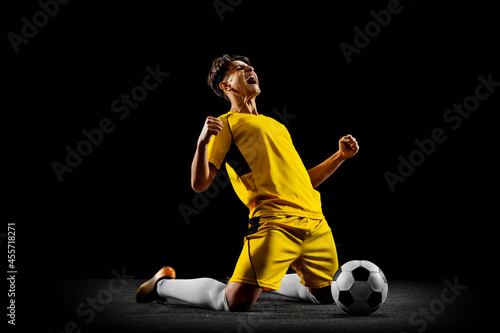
[{"left": 207, "top": 54, "right": 250, "bottom": 100}]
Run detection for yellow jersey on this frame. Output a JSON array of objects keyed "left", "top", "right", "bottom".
[{"left": 207, "top": 112, "right": 324, "bottom": 219}]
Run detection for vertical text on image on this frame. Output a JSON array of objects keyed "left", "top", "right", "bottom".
[{"left": 6, "top": 222, "right": 17, "bottom": 326}]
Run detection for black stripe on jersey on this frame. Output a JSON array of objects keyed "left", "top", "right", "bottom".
[
  {"left": 224, "top": 143, "right": 252, "bottom": 177},
  {"left": 223, "top": 114, "right": 252, "bottom": 177}
]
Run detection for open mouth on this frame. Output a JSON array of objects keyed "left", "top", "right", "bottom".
[{"left": 246, "top": 74, "right": 257, "bottom": 85}]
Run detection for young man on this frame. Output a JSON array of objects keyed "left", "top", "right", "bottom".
[{"left": 136, "top": 54, "right": 359, "bottom": 312}]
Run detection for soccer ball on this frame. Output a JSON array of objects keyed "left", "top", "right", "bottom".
[{"left": 331, "top": 260, "right": 388, "bottom": 315}]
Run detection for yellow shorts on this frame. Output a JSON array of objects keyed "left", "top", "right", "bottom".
[{"left": 229, "top": 215, "right": 338, "bottom": 290}]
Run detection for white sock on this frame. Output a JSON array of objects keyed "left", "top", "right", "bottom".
[
  {"left": 156, "top": 278, "right": 230, "bottom": 311},
  {"left": 274, "top": 274, "right": 320, "bottom": 304}
]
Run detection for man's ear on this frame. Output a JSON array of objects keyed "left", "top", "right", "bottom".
[{"left": 219, "top": 81, "right": 232, "bottom": 92}]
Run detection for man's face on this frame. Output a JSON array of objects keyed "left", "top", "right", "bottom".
[{"left": 222, "top": 60, "right": 261, "bottom": 99}]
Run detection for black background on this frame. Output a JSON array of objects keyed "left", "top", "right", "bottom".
[{"left": 5, "top": 0, "right": 498, "bottom": 287}]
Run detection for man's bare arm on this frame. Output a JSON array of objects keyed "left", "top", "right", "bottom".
[
  {"left": 191, "top": 117, "right": 223, "bottom": 193},
  {"left": 307, "top": 135, "right": 359, "bottom": 189}
]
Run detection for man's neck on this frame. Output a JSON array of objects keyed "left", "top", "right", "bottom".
[{"left": 229, "top": 97, "right": 258, "bottom": 115}]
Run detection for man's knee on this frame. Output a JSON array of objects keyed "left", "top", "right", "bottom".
[
  {"left": 225, "top": 282, "right": 262, "bottom": 312},
  {"left": 227, "top": 297, "right": 254, "bottom": 312}
]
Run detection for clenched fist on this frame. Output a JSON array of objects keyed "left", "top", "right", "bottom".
[
  {"left": 339, "top": 134, "right": 359, "bottom": 160},
  {"left": 198, "top": 116, "right": 224, "bottom": 146}
]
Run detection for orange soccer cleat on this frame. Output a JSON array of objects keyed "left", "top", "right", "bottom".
[{"left": 135, "top": 266, "right": 176, "bottom": 303}]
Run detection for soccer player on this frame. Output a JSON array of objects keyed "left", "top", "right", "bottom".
[{"left": 136, "top": 54, "right": 359, "bottom": 312}]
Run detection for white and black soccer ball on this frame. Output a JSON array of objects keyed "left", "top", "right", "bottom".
[{"left": 331, "top": 260, "right": 388, "bottom": 315}]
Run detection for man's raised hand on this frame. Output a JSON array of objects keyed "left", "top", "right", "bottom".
[
  {"left": 339, "top": 134, "right": 359, "bottom": 160},
  {"left": 198, "top": 116, "right": 224, "bottom": 146}
]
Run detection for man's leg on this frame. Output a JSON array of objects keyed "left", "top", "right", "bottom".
[
  {"left": 274, "top": 274, "right": 334, "bottom": 304},
  {"left": 156, "top": 278, "right": 261, "bottom": 312},
  {"left": 156, "top": 278, "right": 229, "bottom": 311},
  {"left": 274, "top": 218, "right": 337, "bottom": 305},
  {"left": 225, "top": 281, "right": 262, "bottom": 312}
]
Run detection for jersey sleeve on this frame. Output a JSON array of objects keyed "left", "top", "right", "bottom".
[{"left": 207, "top": 114, "right": 233, "bottom": 170}]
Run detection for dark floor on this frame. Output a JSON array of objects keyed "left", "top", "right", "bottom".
[{"left": 33, "top": 279, "right": 490, "bottom": 333}]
